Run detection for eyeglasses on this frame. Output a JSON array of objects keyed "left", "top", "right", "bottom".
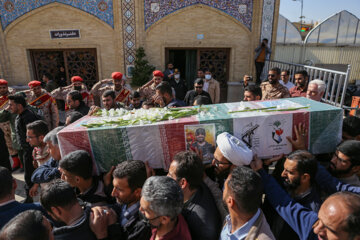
[
  {"left": 268, "top": 74, "right": 276, "bottom": 77},
  {"left": 26, "top": 135, "right": 38, "bottom": 139},
  {"left": 213, "top": 158, "right": 232, "bottom": 168},
  {"left": 333, "top": 152, "right": 351, "bottom": 164}
]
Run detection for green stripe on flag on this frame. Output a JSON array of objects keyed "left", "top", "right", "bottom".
[
  {"left": 88, "top": 127, "right": 132, "bottom": 171},
  {"left": 198, "top": 104, "right": 234, "bottom": 136}
]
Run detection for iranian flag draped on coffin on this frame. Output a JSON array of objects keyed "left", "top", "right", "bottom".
[{"left": 57, "top": 97, "right": 342, "bottom": 173}]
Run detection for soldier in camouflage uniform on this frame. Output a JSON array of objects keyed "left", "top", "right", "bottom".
[
  {"left": 138, "top": 70, "right": 165, "bottom": 107},
  {"left": 0, "top": 79, "right": 22, "bottom": 169},
  {"left": 51, "top": 76, "right": 94, "bottom": 109},
  {"left": 23, "top": 81, "right": 59, "bottom": 130},
  {"left": 260, "top": 68, "right": 291, "bottom": 100},
  {"left": 90, "top": 72, "right": 131, "bottom": 107}
]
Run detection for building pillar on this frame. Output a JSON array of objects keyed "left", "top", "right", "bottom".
[
  {"left": 120, "top": 0, "right": 137, "bottom": 78},
  {"left": 259, "top": 0, "right": 277, "bottom": 80}
]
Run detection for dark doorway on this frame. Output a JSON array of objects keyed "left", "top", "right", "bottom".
[
  {"left": 30, "top": 49, "right": 99, "bottom": 89},
  {"left": 166, "top": 48, "right": 229, "bottom": 103},
  {"left": 167, "top": 49, "right": 197, "bottom": 88}
]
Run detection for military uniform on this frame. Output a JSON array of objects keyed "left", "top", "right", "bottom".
[
  {"left": 260, "top": 81, "right": 291, "bottom": 100},
  {"left": 90, "top": 79, "right": 131, "bottom": 107},
  {"left": 51, "top": 84, "right": 94, "bottom": 108},
  {"left": 138, "top": 82, "right": 157, "bottom": 102},
  {"left": 0, "top": 87, "right": 18, "bottom": 156},
  {"left": 24, "top": 89, "right": 59, "bottom": 130}
]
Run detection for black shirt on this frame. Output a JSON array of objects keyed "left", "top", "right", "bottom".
[
  {"left": 184, "top": 90, "right": 212, "bottom": 106},
  {"left": 53, "top": 207, "right": 97, "bottom": 240},
  {"left": 169, "top": 79, "right": 187, "bottom": 101},
  {"left": 74, "top": 102, "right": 90, "bottom": 116},
  {"left": 15, "top": 108, "right": 40, "bottom": 149},
  {"left": 182, "top": 182, "right": 221, "bottom": 240}
]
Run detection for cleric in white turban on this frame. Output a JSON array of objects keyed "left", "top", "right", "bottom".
[{"left": 212, "top": 132, "right": 253, "bottom": 178}]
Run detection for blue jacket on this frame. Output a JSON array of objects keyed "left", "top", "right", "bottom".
[
  {"left": 31, "top": 157, "right": 61, "bottom": 184},
  {"left": 0, "top": 201, "right": 43, "bottom": 229},
  {"left": 259, "top": 169, "right": 318, "bottom": 240},
  {"left": 315, "top": 163, "right": 360, "bottom": 194}
]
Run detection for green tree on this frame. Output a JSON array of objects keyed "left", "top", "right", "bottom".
[{"left": 132, "top": 47, "right": 155, "bottom": 86}]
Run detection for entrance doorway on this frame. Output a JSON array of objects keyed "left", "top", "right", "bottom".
[
  {"left": 166, "top": 48, "right": 230, "bottom": 102},
  {"left": 30, "top": 49, "right": 99, "bottom": 89}
]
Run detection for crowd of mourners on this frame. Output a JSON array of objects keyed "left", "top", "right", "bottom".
[{"left": 0, "top": 61, "right": 359, "bottom": 240}]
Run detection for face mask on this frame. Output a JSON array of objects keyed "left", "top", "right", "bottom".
[
  {"left": 74, "top": 86, "right": 82, "bottom": 91},
  {"left": 174, "top": 74, "right": 180, "bottom": 79},
  {"left": 205, "top": 74, "right": 211, "bottom": 80}
]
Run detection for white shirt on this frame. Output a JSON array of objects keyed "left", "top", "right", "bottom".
[
  {"left": 279, "top": 80, "right": 295, "bottom": 90},
  {"left": 203, "top": 81, "right": 210, "bottom": 92}
]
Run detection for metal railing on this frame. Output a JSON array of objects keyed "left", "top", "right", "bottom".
[{"left": 264, "top": 60, "right": 351, "bottom": 108}]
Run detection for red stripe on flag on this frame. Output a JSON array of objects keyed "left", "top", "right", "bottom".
[
  {"left": 292, "top": 111, "right": 310, "bottom": 151},
  {"left": 159, "top": 116, "right": 199, "bottom": 169}
]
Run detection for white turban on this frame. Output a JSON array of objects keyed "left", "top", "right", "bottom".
[{"left": 216, "top": 132, "right": 253, "bottom": 166}]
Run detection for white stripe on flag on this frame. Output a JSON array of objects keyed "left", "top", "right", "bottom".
[{"left": 126, "top": 125, "right": 166, "bottom": 169}]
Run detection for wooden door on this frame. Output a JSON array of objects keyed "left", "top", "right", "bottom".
[
  {"left": 30, "top": 50, "right": 64, "bottom": 81},
  {"left": 30, "top": 49, "right": 98, "bottom": 89},
  {"left": 63, "top": 49, "right": 98, "bottom": 89},
  {"left": 198, "top": 48, "right": 230, "bottom": 102}
]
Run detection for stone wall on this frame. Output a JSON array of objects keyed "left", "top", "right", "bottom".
[
  {"left": 139, "top": 1, "right": 266, "bottom": 82},
  {"left": 0, "top": 0, "right": 280, "bottom": 86},
  {"left": 1, "top": 2, "right": 120, "bottom": 85}
]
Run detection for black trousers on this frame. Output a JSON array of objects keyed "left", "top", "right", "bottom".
[
  {"left": 255, "top": 61, "right": 265, "bottom": 85},
  {"left": 22, "top": 147, "right": 35, "bottom": 191}
]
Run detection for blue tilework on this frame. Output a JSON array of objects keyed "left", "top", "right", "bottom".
[
  {"left": 144, "top": 0, "right": 253, "bottom": 30},
  {"left": 0, "top": 0, "right": 114, "bottom": 30}
]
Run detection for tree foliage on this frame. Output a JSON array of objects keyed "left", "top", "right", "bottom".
[{"left": 132, "top": 47, "right": 155, "bottom": 86}]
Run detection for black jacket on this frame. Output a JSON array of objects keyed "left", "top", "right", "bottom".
[
  {"left": 184, "top": 90, "right": 212, "bottom": 106},
  {"left": 76, "top": 176, "right": 114, "bottom": 206},
  {"left": 53, "top": 207, "right": 97, "bottom": 240},
  {"left": 15, "top": 108, "right": 40, "bottom": 149},
  {"left": 74, "top": 102, "right": 90, "bottom": 116},
  {"left": 163, "top": 69, "right": 174, "bottom": 82},
  {"left": 107, "top": 203, "right": 151, "bottom": 240},
  {"left": 182, "top": 182, "right": 222, "bottom": 240},
  {"left": 169, "top": 79, "right": 187, "bottom": 101}
]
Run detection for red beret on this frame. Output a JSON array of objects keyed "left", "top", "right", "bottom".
[
  {"left": 0, "top": 79, "right": 8, "bottom": 85},
  {"left": 28, "top": 80, "right": 42, "bottom": 88},
  {"left": 111, "top": 72, "right": 123, "bottom": 80},
  {"left": 71, "top": 76, "right": 83, "bottom": 82},
  {"left": 153, "top": 70, "right": 164, "bottom": 78}
]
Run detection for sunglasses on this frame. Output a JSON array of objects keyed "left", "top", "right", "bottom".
[
  {"left": 195, "top": 86, "right": 203, "bottom": 89},
  {"left": 268, "top": 74, "right": 276, "bottom": 77}
]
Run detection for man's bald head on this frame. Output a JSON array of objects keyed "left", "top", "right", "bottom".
[{"left": 314, "top": 192, "right": 360, "bottom": 240}]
